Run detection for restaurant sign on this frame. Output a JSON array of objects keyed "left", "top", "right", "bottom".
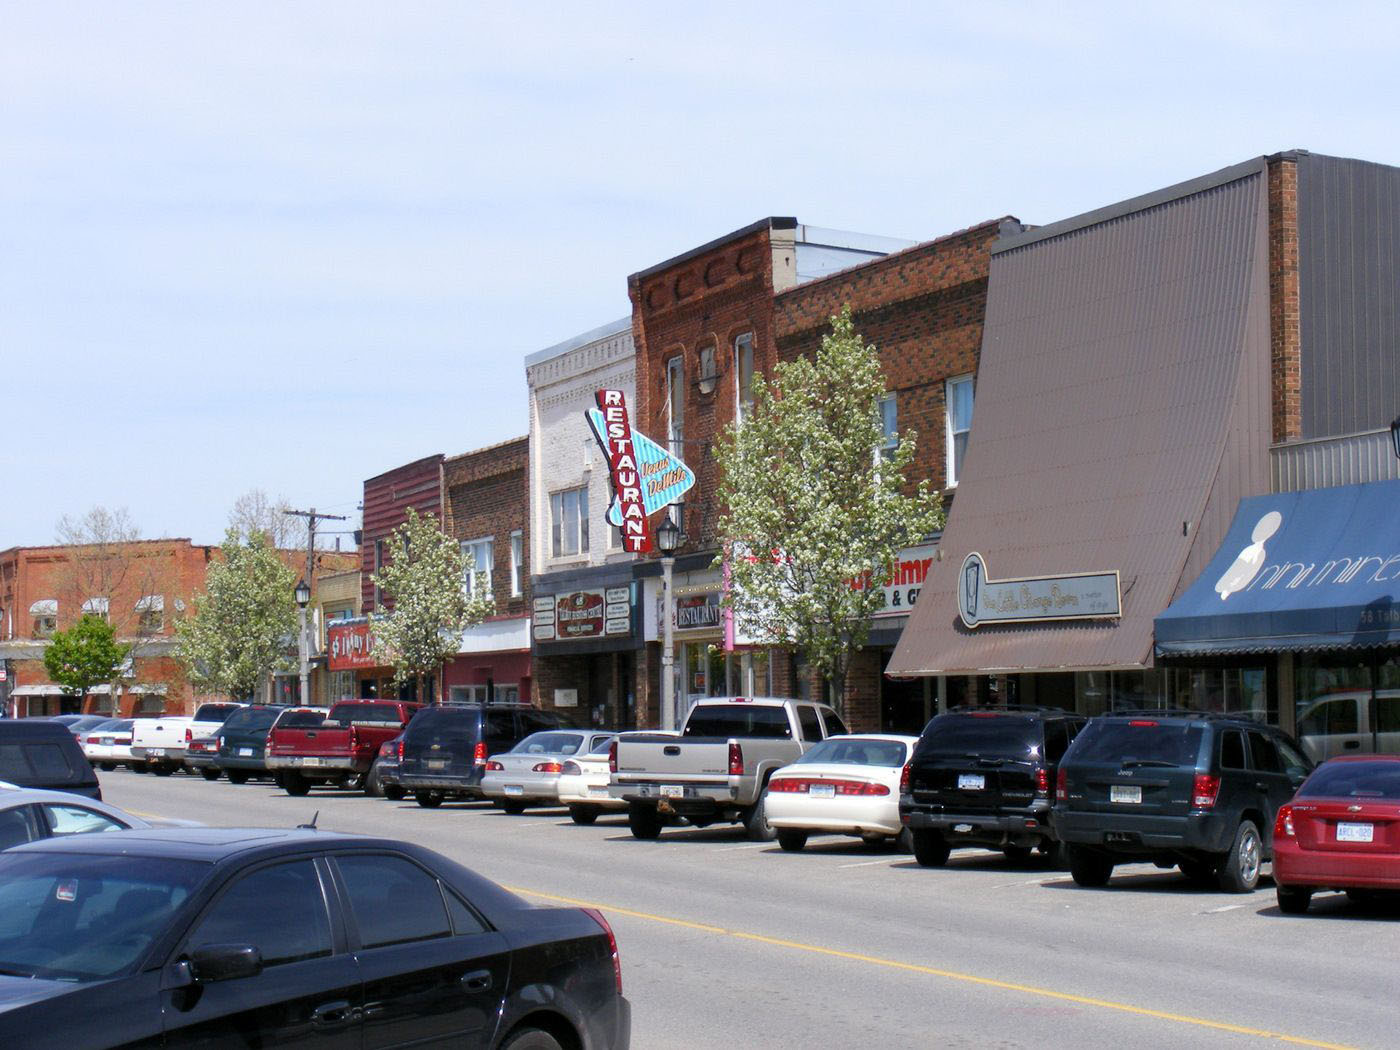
[
  {"left": 327, "top": 621, "right": 378, "bottom": 671},
  {"left": 587, "top": 388, "right": 695, "bottom": 553},
  {"left": 851, "top": 544, "right": 937, "bottom": 618},
  {"left": 533, "top": 587, "right": 632, "bottom": 642},
  {"left": 958, "top": 551, "right": 1121, "bottom": 629}
]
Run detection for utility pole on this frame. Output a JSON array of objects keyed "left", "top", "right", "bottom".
[{"left": 284, "top": 507, "right": 348, "bottom": 705}]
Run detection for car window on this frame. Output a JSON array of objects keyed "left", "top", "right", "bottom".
[
  {"left": 0, "top": 806, "right": 41, "bottom": 850},
  {"left": 1065, "top": 720, "right": 1205, "bottom": 766},
  {"left": 1220, "top": 730, "right": 1246, "bottom": 770},
  {"left": 821, "top": 710, "right": 850, "bottom": 738},
  {"left": 587, "top": 737, "right": 614, "bottom": 756},
  {"left": 336, "top": 854, "right": 451, "bottom": 949},
  {"left": 0, "top": 741, "right": 81, "bottom": 781},
  {"left": 1299, "top": 761, "right": 1400, "bottom": 800},
  {"left": 1377, "top": 697, "right": 1400, "bottom": 734},
  {"left": 513, "top": 732, "right": 585, "bottom": 755},
  {"left": 1275, "top": 737, "right": 1312, "bottom": 778},
  {"left": 276, "top": 709, "right": 328, "bottom": 729},
  {"left": 444, "top": 892, "right": 487, "bottom": 936},
  {"left": 797, "top": 707, "right": 824, "bottom": 743},
  {"left": 1246, "top": 731, "right": 1284, "bottom": 774},
  {"left": 518, "top": 711, "right": 562, "bottom": 736},
  {"left": 484, "top": 711, "right": 514, "bottom": 740},
  {"left": 189, "top": 860, "right": 331, "bottom": 967},
  {"left": 192, "top": 703, "right": 242, "bottom": 723},
  {"left": 794, "top": 738, "right": 907, "bottom": 766},
  {"left": 43, "top": 804, "right": 127, "bottom": 836},
  {"left": 1297, "top": 696, "right": 1359, "bottom": 738},
  {"left": 326, "top": 702, "right": 404, "bottom": 727},
  {"left": 228, "top": 708, "right": 283, "bottom": 733},
  {"left": 683, "top": 706, "right": 792, "bottom": 739},
  {"left": 918, "top": 714, "right": 1042, "bottom": 758}
]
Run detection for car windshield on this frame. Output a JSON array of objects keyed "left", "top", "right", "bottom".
[
  {"left": 326, "top": 703, "right": 404, "bottom": 727},
  {"left": 1068, "top": 720, "right": 1205, "bottom": 766},
  {"left": 275, "top": 709, "right": 328, "bottom": 729},
  {"left": 224, "top": 707, "right": 283, "bottom": 733},
  {"left": 918, "top": 714, "right": 1041, "bottom": 758},
  {"left": 512, "top": 732, "right": 586, "bottom": 756},
  {"left": 1299, "top": 761, "right": 1400, "bottom": 800},
  {"left": 795, "top": 738, "right": 908, "bottom": 767},
  {"left": 588, "top": 738, "right": 614, "bottom": 756},
  {"left": 192, "top": 704, "right": 241, "bottom": 723},
  {"left": 0, "top": 853, "right": 208, "bottom": 982}
]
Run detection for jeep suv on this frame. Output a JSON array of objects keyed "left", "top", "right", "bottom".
[
  {"left": 900, "top": 706, "right": 1087, "bottom": 867},
  {"left": 1052, "top": 711, "right": 1312, "bottom": 892}
]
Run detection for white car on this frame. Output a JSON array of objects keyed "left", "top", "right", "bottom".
[
  {"left": 79, "top": 719, "right": 136, "bottom": 770},
  {"left": 556, "top": 735, "right": 630, "bottom": 825},
  {"left": 0, "top": 784, "right": 197, "bottom": 850},
  {"left": 762, "top": 734, "right": 921, "bottom": 852},
  {"left": 481, "top": 730, "right": 617, "bottom": 814}
]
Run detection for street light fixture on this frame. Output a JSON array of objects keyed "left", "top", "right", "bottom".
[
  {"left": 294, "top": 578, "right": 311, "bottom": 706},
  {"left": 656, "top": 509, "right": 682, "bottom": 732}
]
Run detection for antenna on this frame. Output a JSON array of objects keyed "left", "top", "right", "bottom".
[{"left": 297, "top": 811, "right": 320, "bottom": 830}]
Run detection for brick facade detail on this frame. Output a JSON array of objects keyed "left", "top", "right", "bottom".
[
  {"left": 444, "top": 436, "right": 530, "bottom": 620},
  {"left": 1268, "top": 155, "right": 1301, "bottom": 444}
]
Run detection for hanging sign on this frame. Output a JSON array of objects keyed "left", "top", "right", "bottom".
[
  {"left": 327, "top": 622, "right": 378, "bottom": 670},
  {"left": 587, "top": 389, "right": 695, "bottom": 553},
  {"left": 958, "top": 551, "right": 1121, "bottom": 628}
]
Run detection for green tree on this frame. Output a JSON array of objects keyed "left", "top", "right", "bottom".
[
  {"left": 43, "top": 613, "right": 131, "bottom": 705},
  {"left": 371, "top": 507, "right": 494, "bottom": 700},
  {"left": 175, "top": 529, "right": 297, "bottom": 700},
  {"left": 713, "top": 305, "right": 943, "bottom": 713}
]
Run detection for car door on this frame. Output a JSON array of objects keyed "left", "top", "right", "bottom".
[
  {"left": 331, "top": 852, "right": 511, "bottom": 1050},
  {"left": 38, "top": 802, "right": 130, "bottom": 837},
  {"left": 1245, "top": 731, "right": 1294, "bottom": 849},
  {"left": 164, "top": 857, "right": 363, "bottom": 1048}
]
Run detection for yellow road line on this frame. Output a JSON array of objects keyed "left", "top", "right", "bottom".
[{"left": 507, "top": 885, "right": 1355, "bottom": 1050}]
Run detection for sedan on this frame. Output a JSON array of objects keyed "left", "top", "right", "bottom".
[
  {"left": 0, "top": 828, "right": 630, "bottom": 1049},
  {"left": 0, "top": 786, "right": 153, "bottom": 850},
  {"left": 482, "top": 731, "right": 617, "bottom": 814},
  {"left": 1274, "top": 755, "right": 1400, "bottom": 914},
  {"left": 763, "top": 734, "right": 920, "bottom": 852},
  {"left": 557, "top": 736, "right": 629, "bottom": 825},
  {"left": 81, "top": 719, "right": 136, "bottom": 770}
]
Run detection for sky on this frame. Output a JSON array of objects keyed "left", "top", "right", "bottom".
[{"left": 3, "top": 2, "right": 1398, "bottom": 548}]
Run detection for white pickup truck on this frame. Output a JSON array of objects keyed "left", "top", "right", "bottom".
[
  {"left": 129, "top": 702, "right": 244, "bottom": 775},
  {"left": 609, "top": 697, "right": 849, "bottom": 841}
]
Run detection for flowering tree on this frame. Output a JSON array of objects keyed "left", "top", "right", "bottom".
[
  {"left": 371, "top": 508, "right": 493, "bottom": 701},
  {"left": 714, "top": 306, "right": 943, "bottom": 711},
  {"left": 43, "top": 614, "right": 130, "bottom": 706}
]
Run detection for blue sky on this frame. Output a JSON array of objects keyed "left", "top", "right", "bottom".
[{"left": 3, "top": 2, "right": 1397, "bottom": 546}]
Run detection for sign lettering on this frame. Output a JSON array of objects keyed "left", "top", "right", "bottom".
[{"left": 958, "top": 551, "right": 1121, "bottom": 629}]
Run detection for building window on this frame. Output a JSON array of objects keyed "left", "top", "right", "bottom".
[
  {"left": 81, "top": 597, "right": 109, "bottom": 622},
  {"left": 509, "top": 531, "right": 523, "bottom": 597},
  {"left": 135, "top": 595, "right": 164, "bottom": 633},
  {"left": 29, "top": 599, "right": 57, "bottom": 638},
  {"left": 878, "top": 393, "right": 898, "bottom": 462},
  {"left": 373, "top": 539, "right": 385, "bottom": 607},
  {"left": 551, "top": 486, "right": 590, "bottom": 558},
  {"left": 945, "top": 375, "right": 974, "bottom": 487},
  {"left": 461, "top": 538, "right": 493, "bottom": 596},
  {"left": 666, "top": 355, "right": 685, "bottom": 459},
  {"left": 734, "top": 333, "right": 755, "bottom": 424}
]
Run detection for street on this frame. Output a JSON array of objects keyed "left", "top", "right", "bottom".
[{"left": 95, "top": 769, "right": 1399, "bottom": 1050}]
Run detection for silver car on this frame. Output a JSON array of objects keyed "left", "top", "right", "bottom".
[{"left": 480, "top": 730, "right": 617, "bottom": 814}]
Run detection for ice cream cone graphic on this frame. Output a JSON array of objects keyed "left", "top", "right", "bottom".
[{"left": 1215, "top": 511, "right": 1282, "bottom": 601}]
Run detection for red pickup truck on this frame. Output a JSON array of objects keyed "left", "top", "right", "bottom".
[{"left": 265, "top": 700, "right": 422, "bottom": 796}]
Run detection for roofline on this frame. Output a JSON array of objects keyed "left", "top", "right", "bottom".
[
  {"left": 0, "top": 537, "right": 206, "bottom": 559},
  {"left": 523, "top": 315, "right": 633, "bottom": 369},
  {"left": 363, "top": 453, "right": 445, "bottom": 486},
  {"left": 629, "top": 217, "right": 798, "bottom": 284},
  {"left": 442, "top": 434, "right": 528, "bottom": 466}
]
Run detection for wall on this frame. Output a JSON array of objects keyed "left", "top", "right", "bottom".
[
  {"left": 443, "top": 436, "right": 531, "bottom": 620},
  {"left": 360, "top": 455, "right": 443, "bottom": 613}
]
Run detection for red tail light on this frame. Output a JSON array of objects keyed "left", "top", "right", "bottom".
[
  {"left": 582, "top": 907, "right": 622, "bottom": 995},
  {"left": 608, "top": 739, "right": 618, "bottom": 774},
  {"left": 473, "top": 740, "right": 488, "bottom": 766},
  {"left": 484, "top": 760, "right": 505, "bottom": 771},
  {"left": 532, "top": 761, "right": 563, "bottom": 774},
  {"left": 348, "top": 726, "right": 360, "bottom": 751},
  {"left": 184, "top": 728, "right": 192, "bottom": 744},
  {"left": 395, "top": 739, "right": 404, "bottom": 761},
  {"left": 768, "top": 777, "right": 889, "bottom": 796},
  {"left": 1035, "top": 767, "right": 1049, "bottom": 797},
  {"left": 1056, "top": 768, "right": 1068, "bottom": 802},
  {"left": 561, "top": 761, "right": 582, "bottom": 776},
  {"left": 85, "top": 735, "right": 100, "bottom": 744},
  {"left": 900, "top": 761, "right": 911, "bottom": 793},
  {"left": 728, "top": 741, "right": 744, "bottom": 777},
  {"left": 1192, "top": 773, "right": 1221, "bottom": 809},
  {"left": 1128, "top": 720, "right": 1159, "bottom": 727},
  {"left": 1274, "top": 804, "right": 1296, "bottom": 839}
]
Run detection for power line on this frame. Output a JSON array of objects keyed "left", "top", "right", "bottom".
[{"left": 284, "top": 507, "right": 349, "bottom": 590}]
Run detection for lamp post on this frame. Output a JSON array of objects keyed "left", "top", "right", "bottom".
[
  {"left": 656, "top": 511, "right": 681, "bottom": 731},
  {"left": 1390, "top": 415, "right": 1400, "bottom": 462},
  {"left": 294, "top": 578, "right": 311, "bottom": 707}
]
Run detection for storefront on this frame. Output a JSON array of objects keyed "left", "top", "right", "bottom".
[
  {"left": 532, "top": 571, "right": 641, "bottom": 728},
  {"left": 443, "top": 616, "right": 532, "bottom": 704}
]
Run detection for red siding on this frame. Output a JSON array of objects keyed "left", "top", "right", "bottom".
[{"left": 360, "top": 455, "right": 444, "bottom": 612}]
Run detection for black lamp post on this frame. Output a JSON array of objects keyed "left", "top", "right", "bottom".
[
  {"left": 656, "top": 511, "right": 682, "bottom": 731},
  {"left": 294, "top": 579, "right": 311, "bottom": 705},
  {"left": 1390, "top": 415, "right": 1400, "bottom": 461}
]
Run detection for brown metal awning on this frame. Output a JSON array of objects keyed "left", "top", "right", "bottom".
[{"left": 890, "top": 159, "right": 1273, "bottom": 676}]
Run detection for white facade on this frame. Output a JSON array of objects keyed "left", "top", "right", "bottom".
[{"left": 525, "top": 317, "right": 637, "bottom": 579}]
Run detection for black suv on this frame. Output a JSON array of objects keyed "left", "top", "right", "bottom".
[
  {"left": 0, "top": 721, "right": 102, "bottom": 799},
  {"left": 1052, "top": 711, "right": 1312, "bottom": 892},
  {"left": 901, "top": 706, "right": 1087, "bottom": 867},
  {"left": 396, "top": 703, "right": 576, "bottom": 808}
]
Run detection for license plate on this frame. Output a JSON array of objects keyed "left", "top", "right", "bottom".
[
  {"left": 301, "top": 757, "right": 320, "bottom": 767},
  {"left": 101, "top": 737, "right": 114, "bottom": 746},
  {"left": 809, "top": 783, "right": 836, "bottom": 798},
  {"left": 426, "top": 759, "right": 448, "bottom": 770},
  {"left": 238, "top": 747, "right": 254, "bottom": 757},
  {"left": 660, "top": 784, "right": 684, "bottom": 798},
  {"left": 147, "top": 748, "right": 165, "bottom": 757},
  {"left": 588, "top": 787, "right": 609, "bottom": 798},
  {"left": 953, "top": 823, "right": 973, "bottom": 833},
  {"left": 504, "top": 785, "right": 524, "bottom": 796},
  {"left": 1110, "top": 785, "right": 1142, "bottom": 804},
  {"left": 1337, "top": 822, "right": 1374, "bottom": 843},
  {"left": 958, "top": 773, "right": 985, "bottom": 791}
]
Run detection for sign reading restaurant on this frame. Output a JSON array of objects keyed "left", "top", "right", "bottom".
[
  {"left": 958, "top": 551, "right": 1121, "bottom": 629},
  {"left": 586, "top": 388, "right": 695, "bottom": 551},
  {"left": 533, "top": 587, "right": 631, "bottom": 642}
]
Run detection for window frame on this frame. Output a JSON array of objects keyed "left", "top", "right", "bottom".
[
  {"left": 460, "top": 536, "right": 494, "bottom": 597},
  {"left": 330, "top": 851, "right": 475, "bottom": 950},
  {"left": 877, "top": 392, "right": 898, "bottom": 463},
  {"left": 945, "top": 374, "right": 974, "bottom": 488},
  {"left": 734, "top": 332, "right": 755, "bottom": 425},
  {"left": 509, "top": 530, "right": 523, "bottom": 597},
  {"left": 550, "top": 485, "right": 590, "bottom": 559},
  {"left": 666, "top": 354, "right": 686, "bottom": 459}
]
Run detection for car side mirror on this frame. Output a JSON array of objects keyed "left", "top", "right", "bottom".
[{"left": 189, "top": 943, "right": 263, "bottom": 983}]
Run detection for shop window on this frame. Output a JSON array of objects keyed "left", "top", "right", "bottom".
[
  {"left": 945, "top": 375, "right": 974, "bottom": 487},
  {"left": 734, "top": 333, "right": 755, "bottom": 424},
  {"left": 495, "top": 684, "right": 519, "bottom": 703},
  {"left": 667, "top": 355, "right": 686, "bottom": 459},
  {"left": 461, "top": 537, "right": 493, "bottom": 597},
  {"left": 877, "top": 394, "right": 898, "bottom": 462},
  {"left": 509, "top": 531, "right": 523, "bottom": 597},
  {"left": 551, "top": 487, "right": 589, "bottom": 558}
]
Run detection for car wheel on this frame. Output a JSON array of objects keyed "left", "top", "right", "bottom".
[
  {"left": 912, "top": 829, "right": 951, "bottom": 868},
  {"left": 152, "top": 764, "right": 173, "bottom": 777},
  {"left": 364, "top": 762, "right": 383, "bottom": 797},
  {"left": 1067, "top": 844, "right": 1114, "bottom": 887},
  {"left": 99, "top": 761, "right": 117, "bottom": 772},
  {"left": 1277, "top": 886, "right": 1313, "bottom": 914},
  {"left": 282, "top": 772, "right": 311, "bottom": 797},
  {"left": 1003, "top": 845, "right": 1033, "bottom": 863},
  {"left": 383, "top": 784, "right": 405, "bottom": 801},
  {"left": 500, "top": 1027, "right": 564, "bottom": 1050},
  {"left": 200, "top": 768, "right": 222, "bottom": 781},
  {"left": 628, "top": 803, "right": 663, "bottom": 840},
  {"left": 744, "top": 796, "right": 778, "bottom": 842},
  {"left": 500, "top": 800, "right": 527, "bottom": 815},
  {"left": 1179, "top": 857, "right": 1218, "bottom": 886},
  {"left": 415, "top": 790, "right": 444, "bottom": 809},
  {"left": 777, "top": 829, "right": 808, "bottom": 852},
  {"left": 226, "top": 770, "right": 250, "bottom": 785},
  {"left": 1217, "top": 820, "right": 1262, "bottom": 893},
  {"left": 568, "top": 804, "right": 599, "bottom": 826}
]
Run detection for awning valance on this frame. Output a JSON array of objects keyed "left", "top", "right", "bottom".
[
  {"left": 29, "top": 600, "right": 57, "bottom": 617},
  {"left": 135, "top": 595, "right": 164, "bottom": 613},
  {"left": 11, "top": 683, "right": 65, "bottom": 696},
  {"left": 82, "top": 597, "right": 109, "bottom": 615},
  {"left": 129, "top": 683, "right": 168, "bottom": 695},
  {"left": 1156, "top": 480, "right": 1400, "bottom": 655}
]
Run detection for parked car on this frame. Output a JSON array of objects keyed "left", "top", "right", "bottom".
[
  {"left": 481, "top": 730, "right": 617, "bottom": 814},
  {"left": 214, "top": 704, "right": 300, "bottom": 783},
  {"left": 184, "top": 734, "right": 222, "bottom": 780},
  {"left": 1053, "top": 711, "right": 1312, "bottom": 892},
  {"left": 901, "top": 707, "right": 1087, "bottom": 867},
  {"left": 396, "top": 703, "right": 576, "bottom": 808},
  {"left": 80, "top": 719, "right": 136, "bottom": 770},
  {"left": 1294, "top": 689, "right": 1400, "bottom": 762},
  {"left": 1273, "top": 755, "right": 1400, "bottom": 913},
  {"left": 0, "top": 785, "right": 202, "bottom": 849},
  {"left": 0, "top": 828, "right": 631, "bottom": 1049},
  {"left": 0, "top": 720, "right": 102, "bottom": 799},
  {"left": 558, "top": 735, "right": 634, "bottom": 825},
  {"left": 369, "top": 733, "right": 406, "bottom": 800},
  {"left": 765, "top": 734, "right": 919, "bottom": 852},
  {"left": 57, "top": 715, "right": 113, "bottom": 738},
  {"left": 130, "top": 702, "right": 246, "bottom": 776},
  {"left": 610, "top": 697, "right": 850, "bottom": 841},
  {"left": 266, "top": 699, "right": 421, "bottom": 796}
]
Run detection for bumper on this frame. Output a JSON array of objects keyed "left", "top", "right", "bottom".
[
  {"left": 398, "top": 773, "right": 485, "bottom": 796},
  {"left": 216, "top": 754, "right": 270, "bottom": 771},
  {"left": 480, "top": 772, "right": 562, "bottom": 803},
  {"left": 901, "top": 801, "right": 1053, "bottom": 845},
  {"left": 1274, "top": 842, "right": 1400, "bottom": 890},
  {"left": 767, "top": 795, "right": 903, "bottom": 836},
  {"left": 131, "top": 747, "right": 187, "bottom": 763},
  {"left": 1052, "top": 808, "right": 1233, "bottom": 855},
  {"left": 265, "top": 755, "right": 362, "bottom": 775},
  {"left": 184, "top": 753, "right": 220, "bottom": 770},
  {"left": 558, "top": 775, "right": 625, "bottom": 807}
]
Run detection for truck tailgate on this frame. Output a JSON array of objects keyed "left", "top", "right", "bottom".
[
  {"left": 613, "top": 736, "right": 732, "bottom": 778},
  {"left": 268, "top": 726, "right": 353, "bottom": 757}
]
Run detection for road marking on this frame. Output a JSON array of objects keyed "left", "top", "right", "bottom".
[
  {"left": 507, "top": 885, "right": 1356, "bottom": 1050},
  {"left": 1205, "top": 904, "right": 1247, "bottom": 913},
  {"left": 837, "top": 858, "right": 897, "bottom": 869},
  {"left": 712, "top": 843, "right": 770, "bottom": 851}
]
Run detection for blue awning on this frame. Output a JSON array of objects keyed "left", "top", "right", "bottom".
[{"left": 1155, "top": 480, "right": 1400, "bottom": 655}]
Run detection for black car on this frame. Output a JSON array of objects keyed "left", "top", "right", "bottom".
[
  {"left": 213, "top": 704, "right": 291, "bottom": 784},
  {"left": 397, "top": 704, "right": 577, "bottom": 808},
  {"left": 0, "top": 721, "right": 102, "bottom": 800},
  {"left": 900, "top": 706, "right": 1086, "bottom": 867},
  {"left": 0, "top": 828, "right": 630, "bottom": 1049},
  {"left": 1052, "top": 711, "right": 1313, "bottom": 892}
]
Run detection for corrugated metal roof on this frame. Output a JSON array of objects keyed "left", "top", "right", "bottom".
[{"left": 890, "top": 163, "right": 1272, "bottom": 676}]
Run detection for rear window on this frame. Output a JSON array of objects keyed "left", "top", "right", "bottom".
[
  {"left": 275, "top": 709, "right": 328, "bottom": 730},
  {"left": 918, "top": 714, "right": 1041, "bottom": 758},
  {"left": 406, "top": 708, "right": 480, "bottom": 741},
  {"left": 224, "top": 707, "right": 284, "bottom": 733},
  {"left": 1299, "top": 761, "right": 1400, "bottom": 800},
  {"left": 511, "top": 732, "right": 586, "bottom": 756},
  {"left": 683, "top": 705, "right": 792, "bottom": 739},
  {"left": 0, "top": 741, "right": 82, "bottom": 782},
  {"left": 326, "top": 703, "right": 406, "bottom": 727},
  {"left": 1068, "top": 720, "right": 1206, "bottom": 767},
  {"left": 193, "top": 704, "right": 242, "bottom": 723},
  {"left": 796, "top": 738, "right": 908, "bottom": 767}
]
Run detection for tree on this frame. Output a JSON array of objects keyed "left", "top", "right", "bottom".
[
  {"left": 371, "top": 507, "right": 493, "bottom": 700},
  {"left": 43, "top": 614, "right": 131, "bottom": 705},
  {"left": 713, "top": 305, "right": 943, "bottom": 712},
  {"left": 227, "top": 489, "right": 299, "bottom": 549},
  {"left": 175, "top": 529, "right": 298, "bottom": 700}
]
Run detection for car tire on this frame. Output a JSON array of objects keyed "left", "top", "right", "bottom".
[
  {"left": 568, "top": 804, "right": 599, "bottom": 826},
  {"left": 628, "top": 803, "right": 663, "bottom": 840},
  {"left": 226, "top": 770, "right": 250, "bottom": 785},
  {"left": 1217, "top": 820, "right": 1262, "bottom": 893},
  {"left": 777, "top": 829, "right": 808, "bottom": 852},
  {"left": 744, "top": 796, "right": 778, "bottom": 842},
  {"left": 99, "top": 762, "right": 117, "bottom": 772},
  {"left": 282, "top": 772, "right": 311, "bottom": 797},
  {"left": 383, "top": 784, "right": 405, "bottom": 801},
  {"left": 1067, "top": 844, "right": 1114, "bottom": 887},
  {"left": 200, "top": 768, "right": 222, "bottom": 781},
  {"left": 912, "top": 829, "right": 951, "bottom": 868},
  {"left": 364, "top": 762, "right": 383, "bottom": 797},
  {"left": 152, "top": 764, "right": 173, "bottom": 777},
  {"left": 500, "top": 1027, "right": 564, "bottom": 1050},
  {"left": 1003, "top": 845, "right": 1033, "bottom": 863},
  {"left": 500, "top": 800, "right": 527, "bottom": 815},
  {"left": 1179, "top": 857, "right": 1218, "bottom": 886},
  {"left": 415, "top": 790, "right": 444, "bottom": 809},
  {"left": 1277, "top": 886, "right": 1313, "bottom": 914}
]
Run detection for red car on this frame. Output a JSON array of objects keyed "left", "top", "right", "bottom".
[{"left": 1273, "top": 755, "right": 1400, "bottom": 913}]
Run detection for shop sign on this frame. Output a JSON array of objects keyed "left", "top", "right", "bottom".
[
  {"left": 850, "top": 544, "right": 937, "bottom": 618},
  {"left": 587, "top": 389, "right": 695, "bottom": 553},
  {"left": 327, "top": 622, "right": 378, "bottom": 670},
  {"left": 533, "top": 587, "right": 632, "bottom": 642},
  {"left": 554, "top": 688, "right": 578, "bottom": 708},
  {"left": 958, "top": 551, "right": 1121, "bottom": 629},
  {"left": 675, "top": 592, "right": 722, "bottom": 630}
]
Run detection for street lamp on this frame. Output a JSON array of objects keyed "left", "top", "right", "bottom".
[
  {"left": 294, "top": 578, "right": 311, "bottom": 706},
  {"left": 1390, "top": 415, "right": 1400, "bottom": 461},
  {"left": 656, "top": 510, "right": 682, "bottom": 731}
]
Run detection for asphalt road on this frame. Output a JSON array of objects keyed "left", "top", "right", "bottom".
[{"left": 100, "top": 768, "right": 1398, "bottom": 1050}]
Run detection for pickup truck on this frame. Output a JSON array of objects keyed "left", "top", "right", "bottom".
[
  {"left": 609, "top": 697, "right": 849, "bottom": 841},
  {"left": 265, "top": 699, "right": 422, "bottom": 796},
  {"left": 129, "top": 702, "right": 244, "bottom": 775}
]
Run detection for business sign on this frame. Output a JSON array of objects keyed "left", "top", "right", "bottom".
[
  {"left": 327, "top": 622, "right": 378, "bottom": 671},
  {"left": 533, "top": 587, "right": 632, "bottom": 642},
  {"left": 676, "top": 592, "right": 723, "bottom": 630},
  {"left": 851, "top": 544, "right": 937, "bottom": 618},
  {"left": 587, "top": 389, "right": 695, "bottom": 553},
  {"left": 958, "top": 551, "right": 1121, "bottom": 629}
]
